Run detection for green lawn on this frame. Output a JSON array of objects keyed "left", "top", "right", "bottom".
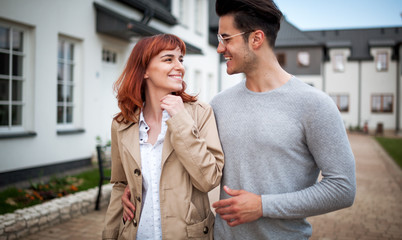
[
  {"left": 0, "top": 167, "right": 110, "bottom": 215},
  {"left": 375, "top": 137, "right": 402, "bottom": 169}
]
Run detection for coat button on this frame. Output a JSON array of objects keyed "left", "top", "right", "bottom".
[
  {"left": 136, "top": 196, "right": 141, "bottom": 202},
  {"left": 134, "top": 169, "right": 141, "bottom": 176},
  {"left": 203, "top": 226, "right": 208, "bottom": 234},
  {"left": 133, "top": 219, "right": 138, "bottom": 227}
]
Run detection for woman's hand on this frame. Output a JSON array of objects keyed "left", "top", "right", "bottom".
[
  {"left": 160, "top": 94, "right": 185, "bottom": 116},
  {"left": 122, "top": 185, "right": 135, "bottom": 222}
]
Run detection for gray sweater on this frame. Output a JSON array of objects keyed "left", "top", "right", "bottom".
[{"left": 210, "top": 77, "right": 356, "bottom": 240}]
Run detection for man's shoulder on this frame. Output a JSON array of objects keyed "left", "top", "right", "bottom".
[{"left": 210, "top": 81, "right": 243, "bottom": 106}]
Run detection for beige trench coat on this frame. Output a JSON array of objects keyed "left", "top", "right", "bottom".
[{"left": 102, "top": 101, "right": 224, "bottom": 240}]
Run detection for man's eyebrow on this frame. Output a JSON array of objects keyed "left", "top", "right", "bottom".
[{"left": 220, "top": 33, "right": 230, "bottom": 38}]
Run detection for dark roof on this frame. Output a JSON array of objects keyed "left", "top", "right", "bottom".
[
  {"left": 94, "top": 3, "right": 202, "bottom": 54},
  {"left": 305, "top": 27, "right": 402, "bottom": 60},
  {"left": 275, "top": 19, "right": 320, "bottom": 48}
]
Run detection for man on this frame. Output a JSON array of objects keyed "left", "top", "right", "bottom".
[
  {"left": 121, "top": 0, "right": 356, "bottom": 239},
  {"left": 210, "top": 0, "right": 355, "bottom": 239}
]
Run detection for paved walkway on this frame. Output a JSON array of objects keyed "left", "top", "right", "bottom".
[{"left": 22, "top": 133, "right": 402, "bottom": 240}]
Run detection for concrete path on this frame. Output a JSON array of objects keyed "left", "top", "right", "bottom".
[{"left": 21, "top": 133, "right": 402, "bottom": 240}]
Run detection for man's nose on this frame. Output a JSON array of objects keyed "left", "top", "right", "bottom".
[{"left": 217, "top": 42, "right": 226, "bottom": 54}]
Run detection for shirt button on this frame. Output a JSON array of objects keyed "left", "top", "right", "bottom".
[
  {"left": 133, "top": 219, "right": 138, "bottom": 227},
  {"left": 134, "top": 169, "right": 141, "bottom": 176},
  {"left": 136, "top": 196, "right": 141, "bottom": 202},
  {"left": 203, "top": 226, "right": 209, "bottom": 234}
]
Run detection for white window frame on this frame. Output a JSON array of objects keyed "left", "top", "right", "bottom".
[
  {"left": 375, "top": 52, "right": 388, "bottom": 71},
  {"left": 333, "top": 53, "right": 345, "bottom": 72},
  {"left": 179, "top": 0, "right": 190, "bottom": 28},
  {"left": 371, "top": 94, "right": 393, "bottom": 113},
  {"left": 330, "top": 94, "right": 349, "bottom": 112},
  {"left": 0, "top": 21, "right": 32, "bottom": 134},
  {"left": 194, "top": 0, "right": 204, "bottom": 35},
  {"left": 57, "top": 36, "right": 82, "bottom": 130},
  {"left": 102, "top": 48, "right": 117, "bottom": 64},
  {"left": 297, "top": 51, "right": 310, "bottom": 67}
]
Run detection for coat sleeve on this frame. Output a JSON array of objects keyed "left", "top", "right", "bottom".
[
  {"left": 166, "top": 102, "right": 224, "bottom": 193},
  {"left": 102, "top": 120, "right": 127, "bottom": 239}
]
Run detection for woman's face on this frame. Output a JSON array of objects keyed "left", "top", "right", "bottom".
[{"left": 144, "top": 46, "right": 185, "bottom": 95}]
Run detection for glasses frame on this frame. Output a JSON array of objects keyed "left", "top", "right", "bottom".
[{"left": 217, "top": 31, "right": 254, "bottom": 46}]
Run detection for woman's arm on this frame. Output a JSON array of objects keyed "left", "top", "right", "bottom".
[
  {"left": 102, "top": 121, "right": 128, "bottom": 239},
  {"left": 166, "top": 102, "right": 224, "bottom": 192}
]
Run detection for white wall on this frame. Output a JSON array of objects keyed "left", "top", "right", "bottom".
[
  {"left": 325, "top": 48, "right": 360, "bottom": 128},
  {"left": 361, "top": 47, "right": 397, "bottom": 130},
  {"left": 0, "top": 0, "right": 221, "bottom": 172}
]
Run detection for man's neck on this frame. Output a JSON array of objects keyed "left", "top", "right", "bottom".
[{"left": 244, "top": 50, "right": 291, "bottom": 92}]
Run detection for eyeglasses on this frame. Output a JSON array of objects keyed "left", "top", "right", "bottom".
[{"left": 217, "top": 31, "right": 253, "bottom": 46}]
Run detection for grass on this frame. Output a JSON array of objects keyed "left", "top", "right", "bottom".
[
  {"left": 375, "top": 137, "right": 402, "bottom": 169},
  {"left": 0, "top": 167, "right": 110, "bottom": 215}
]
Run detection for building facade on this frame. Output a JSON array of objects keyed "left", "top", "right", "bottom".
[
  {"left": 217, "top": 17, "right": 402, "bottom": 133},
  {"left": 0, "top": 0, "right": 220, "bottom": 186}
]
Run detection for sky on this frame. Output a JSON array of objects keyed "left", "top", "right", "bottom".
[{"left": 274, "top": 0, "right": 402, "bottom": 30}]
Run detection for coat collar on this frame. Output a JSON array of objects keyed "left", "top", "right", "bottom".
[{"left": 117, "top": 107, "right": 174, "bottom": 169}]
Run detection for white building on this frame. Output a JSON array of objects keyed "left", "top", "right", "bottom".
[
  {"left": 0, "top": 0, "right": 221, "bottom": 187},
  {"left": 215, "top": 17, "right": 402, "bottom": 134}
]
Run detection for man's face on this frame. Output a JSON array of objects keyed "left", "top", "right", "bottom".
[{"left": 217, "top": 14, "right": 252, "bottom": 75}]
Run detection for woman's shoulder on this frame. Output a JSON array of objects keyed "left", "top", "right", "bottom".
[{"left": 184, "top": 100, "right": 212, "bottom": 111}]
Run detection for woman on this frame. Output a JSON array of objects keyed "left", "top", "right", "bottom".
[{"left": 102, "top": 34, "right": 224, "bottom": 240}]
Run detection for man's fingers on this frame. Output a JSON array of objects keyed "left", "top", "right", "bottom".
[
  {"left": 223, "top": 186, "right": 242, "bottom": 196},
  {"left": 227, "top": 219, "right": 241, "bottom": 227},
  {"left": 213, "top": 199, "right": 231, "bottom": 208}
]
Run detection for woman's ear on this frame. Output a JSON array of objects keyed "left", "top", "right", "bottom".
[{"left": 250, "top": 30, "right": 265, "bottom": 49}]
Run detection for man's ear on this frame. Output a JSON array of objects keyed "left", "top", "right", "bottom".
[{"left": 250, "top": 30, "right": 265, "bottom": 49}]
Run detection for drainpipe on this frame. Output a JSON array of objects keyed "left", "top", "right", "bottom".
[
  {"left": 358, "top": 60, "right": 362, "bottom": 128},
  {"left": 396, "top": 45, "right": 400, "bottom": 133}
]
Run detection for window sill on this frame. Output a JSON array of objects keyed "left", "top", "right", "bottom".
[
  {"left": 0, "top": 131, "right": 37, "bottom": 139},
  {"left": 57, "top": 128, "right": 85, "bottom": 135}
]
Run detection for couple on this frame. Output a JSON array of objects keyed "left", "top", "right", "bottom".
[{"left": 102, "top": 0, "right": 356, "bottom": 239}]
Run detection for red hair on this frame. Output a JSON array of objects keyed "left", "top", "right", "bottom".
[{"left": 114, "top": 34, "right": 197, "bottom": 123}]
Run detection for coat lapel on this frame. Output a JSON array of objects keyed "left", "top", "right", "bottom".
[
  {"left": 120, "top": 122, "right": 142, "bottom": 169},
  {"left": 161, "top": 127, "right": 174, "bottom": 168}
]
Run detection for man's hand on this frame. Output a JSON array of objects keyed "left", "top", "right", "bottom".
[
  {"left": 122, "top": 185, "right": 135, "bottom": 222},
  {"left": 160, "top": 94, "right": 185, "bottom": 116},
  {"left": 212, "top": 186, "right": 263, "bottom": 227}
]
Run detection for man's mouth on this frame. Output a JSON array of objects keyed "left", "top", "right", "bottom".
[{"left": 224, "top": 56, "right": 232, "bottom": 61}]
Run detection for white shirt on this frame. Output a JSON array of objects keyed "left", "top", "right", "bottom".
[{"left": 136, "top": 110, "right": 170, "bottom": 240}]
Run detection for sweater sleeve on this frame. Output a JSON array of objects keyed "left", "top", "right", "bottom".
[
  {"left": 166, "top": 102, "right": 224, "bottom": 193},
  {"left": 261, "top": 96, "right": 356, "bottom": 219}
]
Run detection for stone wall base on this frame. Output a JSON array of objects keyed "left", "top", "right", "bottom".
[{"left": 0, "top": 184, "right": 112, "bottom": 240}]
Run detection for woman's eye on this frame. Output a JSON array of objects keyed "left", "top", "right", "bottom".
[{"left": 179, "top": 59, "right": 184, "bottom": 63}]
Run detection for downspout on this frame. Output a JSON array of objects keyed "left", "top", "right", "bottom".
[
  {"left": 396, "top": 44, "right": 400, "bottom": 133},
  {"left": 358, "top": 60, "right": 362, "bottom": 128}
]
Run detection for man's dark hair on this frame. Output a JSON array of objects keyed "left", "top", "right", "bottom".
[{"left": 216, "top": 0, "right": 283, "bottom": 47}]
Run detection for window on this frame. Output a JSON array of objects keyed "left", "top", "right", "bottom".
[
  {"left": 57, "top": 38, "right": 76, "bottom": 125},
  {"left": 376, "top": 52, "right": 388, "bottom": 71},
  {"left": 333, "top": 53, "right": 344, "bottom": 72},
  {"left": 0, "top": 25, "right": 25, "bottom": 129},
  {"left": 371, "top": 94, "right": 393, "bottom": 113},
  {"left": 297, "top": 52, "right": 310, "bottom": 67},
  {"left": 330, "top": 94, "right": 349, "bottom": 112},
  {"left": 276, "top": 53, "right": 286, "bottom": 67},
  {"left": 102, "top": 49, "right": 117, "bottom": 64},
  {"left": 179, "top": 0, "right": 189, "bottom": 28},
  {"left": 194, "top": 0, "right": 204, "bottom": 34}
]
